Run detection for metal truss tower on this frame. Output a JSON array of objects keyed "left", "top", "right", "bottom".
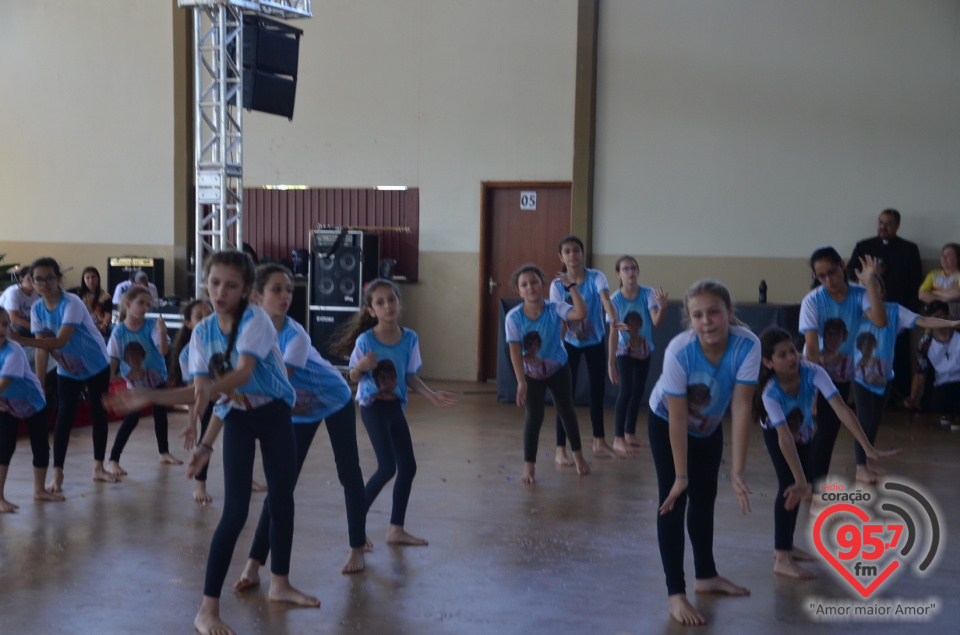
[{"left": 180, "top": 0, "right": 311, "bottom": 296}]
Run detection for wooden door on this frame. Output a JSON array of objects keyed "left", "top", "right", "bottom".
[{"left": 478, "top": 183, "right": 572, "bottom": 380}]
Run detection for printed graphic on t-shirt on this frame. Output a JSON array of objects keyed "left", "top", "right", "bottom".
[
  {"left": 521, "top": 330, "right": 562, "bottom": 379},
  {"left": 686, "top": 373, "right": 720, "bottom": 435},
  {"left": 37, "top": 327, "right": 83, "bottom": 376},
  {"left": 373, "top": 359, "right": 400, "bottom": 400},
  {"left": 785, "top": 407, "right": 805, "bottom": 444},
  {"left": 0, "top": 396, "right": 34, "bottom": 419}
]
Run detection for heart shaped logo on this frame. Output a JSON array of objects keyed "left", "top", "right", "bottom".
[{"left": 813, "top": 503, "right": 900, "bottom": 598}]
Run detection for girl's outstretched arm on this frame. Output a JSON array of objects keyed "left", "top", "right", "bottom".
[
  {"left": 607, "top": 329, "right": 619, "bottom": 385},
  {"left": 660, "top": 394, "right": 690, "bottom": 516},
  {"left": 186, "top": 414, "right": 224, "bottom": 479},
  {"left": 775, "top": 426, "right": 811, "bottom": 511},
  {"left": 914, "top": 316, "right": 960, "bottom": 330},
  {"left": 10, "top": 324, "right": 76, "bottom": 350},
  {"left": 508, "top": 342, "right": 527, "bottom": 407},
  {"left": 827, "top": 393, "right": 901, "bottom": 461},
  {"left": 730, "top": 382, "right": 754, "bottom": 514},
  {"left": 857, "top": 256, "right": 888, "bottom": 328},
  {"left": 599, "top": 289, "right": 618, "bottom": 327},
  {"left": 407, "top": 375, "right": 457, "bottom": 407}
]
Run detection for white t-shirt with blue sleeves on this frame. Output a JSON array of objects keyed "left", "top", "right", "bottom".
[
  {"left": 31, "top": 291, "right": 109, "bottom": 380},
  {"left": 608, "top": 286, "right": 659, "bottom": 360},
  {"left": 107, "top": 319, "right": 168, "bottom": 388},
  {"left": 799, "top": 283, "right": 872, "bottom": 384},
  {"left": 278, "top": 316, "right": 352, "bottom": 423},
  {"left": 549, "top": 268, "right": 609, "bottom": 347},
  {"left": 0, "top": 340, "right": 46, "bottom": 418},
  {"left": 349, "top": 328, "right": 422, "bottom": 408},
  {"left": 505, "top": 301, "right": 572, "bottom": 379},
  {"left": 188, "top": 305, "right": 295, "bottom": 419},
  {"left": 853, "top": 302, "right": 919, "bottom": 396},
  {"left": 649, "top": 325, "right": 761, "bottom": 438},
  {"left": 760, "top": 360, "right": 837, "bottom": 445}
]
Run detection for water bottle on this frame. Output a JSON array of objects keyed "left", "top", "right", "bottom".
[{"left": 759, "top": 279, "right": 768, "bottom": 304}]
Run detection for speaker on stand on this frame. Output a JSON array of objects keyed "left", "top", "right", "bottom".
[{"left": 308, "top": 229, "right": 380, "bottom": 368}]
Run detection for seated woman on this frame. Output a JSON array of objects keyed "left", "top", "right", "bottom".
[
  {"left": 919, "top": 243, "right": 960, "bottom": 319},
  {"left": 71, "top": 267, "right": 112, "bottom": 340}
]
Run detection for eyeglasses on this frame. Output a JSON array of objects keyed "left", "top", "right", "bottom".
[{"left": 32, "top": 275, "right": 58, "bottom": 285}]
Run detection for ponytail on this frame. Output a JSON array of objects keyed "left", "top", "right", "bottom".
[{"left": 328, "top": 278, "right": 401, "bottom": 358}]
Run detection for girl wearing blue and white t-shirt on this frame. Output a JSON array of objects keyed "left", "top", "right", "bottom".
[
  {"left": 851, "top": 276, "right": 955, "bottom": 484},
  {"left": 507, "top": 264, "right": 591, "bottom": 484},
  {"left": 799, "top": 248, "right": 886, "bottom": 485},
  {"left": 646, "top": 279, "right": 758, "bottom": 627},
  {"left": 754, "top": 327, "right": 894, "bottom": 580},
  {"left": 105, "top": 286, "right": 179, "bottom": 476},
  {"left": 106, "top": 251, "right": 318, "bottom": 635},
  {"left": 232, "top": 265, "right": 367, "bottom": 584},
  {"left": 606, "top": 255, "right": 667, "bottom": 455},
  {"left": 0, "top": 308, "right": 64, "bottom": 511},
  {"left": 9, "top": 257, "right": 117, "bottom": 492},
  {"left": 550, "top": 235, "right": 618, "bottom": 462},
  {"left": 331, "top": 279, "right": 456, "bottom": 549}
]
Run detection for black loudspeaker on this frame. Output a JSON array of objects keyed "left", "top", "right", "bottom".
[
  {"left": 309, "top": 230, "right": 380, "bottom": 308},
  {"left": 309, "top": 309, "right": 353, "bottom": 368},
  {"left": 242, "top": 15, "right": 303, "bottom": 119},
  {"left": 106, "top": 257, "right": 165, "bottom": 298}
]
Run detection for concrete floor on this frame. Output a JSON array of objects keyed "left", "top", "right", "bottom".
[{"left": 1, "top": 382, "right": 958, "bottom": 634}]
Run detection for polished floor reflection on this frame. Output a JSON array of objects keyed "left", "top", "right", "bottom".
[{"left": 1, "top": 383, "right": 957, "bottom": 634}]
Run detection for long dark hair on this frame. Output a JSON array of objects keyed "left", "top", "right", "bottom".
[
  {"left": 254, "top": 263, "right": 293, "bottom": 296},
  {"left": 76, "top": 266, "right": 104, "bottom": 301},
  {"left": 328, "top": 278, "right": 401, "bottom": 357},
  {"left": 167, "top": 299, "right": 205, "bottom": 386},
  {"left": 809, "top": 246, "right": 846, "bottom": 289},
  {"left": 204, "top": 251, "right": 256, "bottom": 372},
  {"left": 752, "top": 326, "right": 794, "bottom": 424}
]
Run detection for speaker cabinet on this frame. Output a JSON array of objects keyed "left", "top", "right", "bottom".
[
  {"left": 309, "top": 308, "right": 354, "bottom": 369},
  {"left": 309, "top": 230, "right": 380, "bottom": 308},
  {"left": 242, "top": 15, "right": 303, "bottom": 119},
  {"left": 106, "top": 257, "right": 164, "bottom": 298}
]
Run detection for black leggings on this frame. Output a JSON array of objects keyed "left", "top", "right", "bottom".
[
  {"left": 932, "top": 381, "right": 960, "bottom": 418},
  {"left": 648, "top": 413, "right": 723, "bottom": 596},
  {"left": 556, "top": 341, "right": 606, "bottom": 444},
  {"left": 203, "top": 400, "right": 297, "bottom": 598},
  {"left": 108, "top": 404, "right": 169, "bottom": 462},
  {"left": 809, "top": 381, "right": 850, "bottom": 485},
  {"left": 361, "top": 400, "right": 417, "bottom": 527},
  {"left": 249, "top": 401, "right": 367, "bottom": 564},
  {"left": 762, "top": 426, "right": 811, "bottom": 551},
  {"left": 524, "top": 364, "right": 582, "bottom": 462},
  {"left": 614, "top": 356, "right": 651, "bottom": 438},
  {"left": 0, "top": 409, "right": 49, "bottom": 468},
  {"left": 852, "top": 383, "right": 889, "bottom": 465},
  {"left": 53, "top": 367, "right": 111, "bottom": 468},
  {"left": 194, "top": 403, "right": 214, "bottom": 482}
]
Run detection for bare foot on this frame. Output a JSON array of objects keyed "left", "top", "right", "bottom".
[
  {"left": 774, "top": 554, "right": 817, "bottom": 579},
  {"left": 694, "top": 576, "right": 750, "bottom": 596},
  {"left": 267, "top": 575, "right": 320, "bottom": 607},
  {"left": 668, "top": 594, "right": 706, "bottom": 626},
  {"left": 521, "top": 462, "right": 536, "bottom": 485},
  {"left": 855, "top": 465, "right": 877, "bottom": 484},
  {"left": 612, "top": 437, "right": 639, "bottom": 456},
  {"left": 572, "top": 451, "right": 591, "bottom": 476},
  {"left": 159, "top": 452, "right": 183, "bottom": 465},
  {"left": 364, "top": 537, "right": 374, "bottom": 552},
  {"left": 789, "top": 547, "right": 816, "bottom": 562},
  {"left": 625, "top": 433, "right": 648, "bottom": 448},
  {"left": 233, "top": 560, "right": 261, "bottom": 592},
  {"left": 251, "top": 480, "right": 267, "bottom": 493},
  {"left": 93, "top": 466, "right": 120, "bottom": 483},
  {"left": 106, "top": 460, "right": 128, "bottom": 477},
  {"left": 555, "top": 447, "right": 574, "bottom": 467},
  {"left": 592, "top": 438, "right": 617, "bottom": 459},
  {"left": 193, "top": 482, "right": 213, "bottom": 504},
  {"left": 0, "top": 497, "right": 19, "bottom": 513},
  {"left": 385, "top": 525, "right": 429, "bottom": 546},
  {"left": 341, "top": 548, "right": 365, "bottom": 574},
  {"left": 867, "top": 460, "right": 886, "bottom": 476},
  {"left": 34, "top": 490, "right": 65, "bottom": 503},
  {"left": 194, "top": 600, "right": 235, "bottom": 635},
  {"left": 46, "top": 468, "right": 64, "bottom": 493}
]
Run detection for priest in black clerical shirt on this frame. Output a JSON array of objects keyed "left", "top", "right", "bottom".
[{"left": 847, "top": 208, "right": 923, "bottom": 402}]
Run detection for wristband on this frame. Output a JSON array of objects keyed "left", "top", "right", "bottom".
[
  {"left": 675, "top": 474, "right": 688, "bottom": 480},
  {"left": 565, "top": 282, "right": 578, "bottom": 291},
  {"left": 199, "top": 442, "right": 214, "bottom": 454}
]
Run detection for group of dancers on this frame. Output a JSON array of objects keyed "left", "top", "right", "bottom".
[
  {"left": 2, "top": 237, "right": 959, "bottom": 631},
  {"left": 505, "top": 237, "right": 958, "bottom": 626}
]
